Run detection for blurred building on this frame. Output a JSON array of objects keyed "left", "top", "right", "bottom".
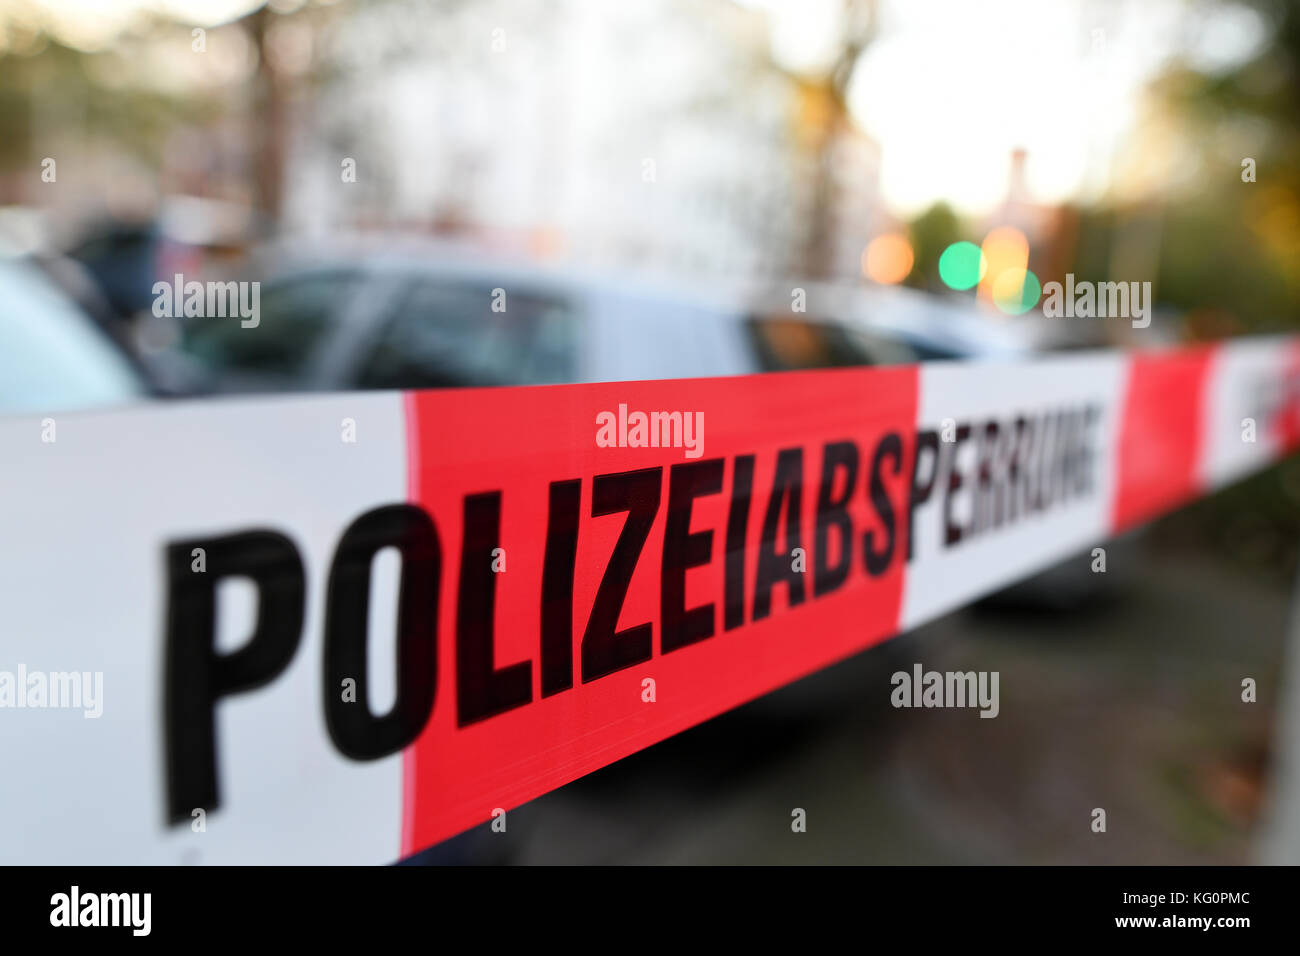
[
  {"left": 1, "top": 0, "right": 886, "bottom": 282},
  {"left": 278, "top": 0, "right": 883, "bottom": 280}
]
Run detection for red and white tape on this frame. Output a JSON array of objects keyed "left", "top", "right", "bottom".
[{"left": 2, "top": 336, "right": 1298, "bottom": 863}]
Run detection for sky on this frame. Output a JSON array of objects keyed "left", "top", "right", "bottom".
[
  {"left": 11, "top": 0, "right": 1274, "bottom": 217},
  {"left": 746, "top": 0, "right": 1271, "bottom": 216},
  {"left": 9, "top": 0, "right": 285, "bottom": 51}
]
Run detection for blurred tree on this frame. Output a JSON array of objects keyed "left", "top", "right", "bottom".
[
  {"left": 0, "top": 6, "right": 221, "bottom": 207},
  {"left": 905, "top": 201, "right": 961, "bottom": 291},
  {"left": 794, "top": 0, "right": 877, "bottom": 280},
  {"left": 1143, "top": 0, "right": 1300, "bottom": 333},
  {"left": 1140, "top": 0, "right": 1300, "bottom": 565}
]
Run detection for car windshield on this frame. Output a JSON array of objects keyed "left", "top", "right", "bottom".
[
  {"left": 0, "top": 258, "right": 144, "bottom": 415},
  {"left": 179, "top": 270, "right": 358, "bottom": 378}
]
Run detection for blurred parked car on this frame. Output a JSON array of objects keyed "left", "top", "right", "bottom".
[
  {"left": 144, "top": 238, "right": 1031, "bottom": 396},
  {"left": 0, "top": 248, "right": 148, "bottom": 416}
]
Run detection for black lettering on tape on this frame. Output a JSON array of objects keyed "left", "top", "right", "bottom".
[
  {"left": 540, "top": 478, "right": 581, "bottom": 698},
  {"left": 907, "top": 430, "right": 939, "bottom": 561},
  {"left": 325, "top": 504, "right": 441, "bottom": 757},
  {"left": 724, "top": 454, "right": 755, "bottom": 632},
  {"left": 864, "top": 432, "right": 901, "bottom": 575},
  {"left": 582, "top": 468, "right": 662, "bottom": 683},
  {"left": 661, "top": 458, "right": 724, "bottom": 653},
  {"left": 458, "top": 492, "right": 531, "bottom": 726},
  {"left": 973, "top": 420, "right": 999, "bottom": 536},
  {"left": 943, "top": 423, "right": 972, "bottom": 547},
  {"left": 164, "top": 530, "right": 305, "bottom": 823},
  {"left": 753, "top": 447, "right": 806, "bottom": 621},
  {"left": 813, "top": 440, "right": 859, "bottom": 598}
]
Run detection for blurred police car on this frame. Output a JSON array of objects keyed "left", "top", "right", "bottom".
[
  {"left": 143, "top": 237, "right": 1031, "bottom": 396},
  {"left": 0, "top": 247, "right": 147, "bottom": 416}
]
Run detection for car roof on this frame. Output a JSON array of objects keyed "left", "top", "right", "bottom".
[{"left": 247, "top": 234, "right": 1036, "bottom": 357}]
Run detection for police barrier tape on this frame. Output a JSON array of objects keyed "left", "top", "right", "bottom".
[{"left": 3, "top": 336, "right": 1300, "bottom": 863}]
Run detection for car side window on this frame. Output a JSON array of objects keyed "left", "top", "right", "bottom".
[
  {"left": 906, "top": 341, "right": 967, "bottom": 362},
  {"left": 355, "top": 281, "right": 579, "bottom": 389},
  {"left": 746, "top": 316, "right": 879, "bottom": 371},
  {"left": 182, "top": 271, "right": 358, "bottom": 377}
]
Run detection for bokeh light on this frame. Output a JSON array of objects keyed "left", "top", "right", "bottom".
[
  {"left": 978, "top": 226, "right": 1029, "bottom": 303},
  {"left": 938, "top": 241, "right": 986, "bottom": 291},
  {"left": 992, "top": 268, "right": 1042, "bottom": 315},
  {"left": 863, "top": 233, "right": 914, "bottom": 284}
]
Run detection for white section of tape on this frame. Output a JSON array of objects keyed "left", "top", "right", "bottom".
[
  {"left": 1200, "top": 336, "right": 1291, "bottom": 491},
  {"left": 0, "top": 394, "right": 409, "bottom": 864},
  {"left": 901, "top": 354, "right": 1126, "bottom": 629}
]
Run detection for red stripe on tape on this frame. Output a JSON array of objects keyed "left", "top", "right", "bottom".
[
  {"left": 1275, "top": 339, "right": 1300, "bottom": 452},
  {"left": 399, "top": 366, "right": 917, "bottom": 853},
  {"left": 1112, "top": 346, "right": 1214, "bottom": 532}
]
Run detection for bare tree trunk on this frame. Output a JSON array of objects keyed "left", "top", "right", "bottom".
[
  {"left": 799, "top": 0, "right": 875, "bottom": 280},
  {"left": 801, "top": 92, "right": 839, "bottom": 281},
  {"left": 251, "top": 7, "right": 289, "bottom": 231}
]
